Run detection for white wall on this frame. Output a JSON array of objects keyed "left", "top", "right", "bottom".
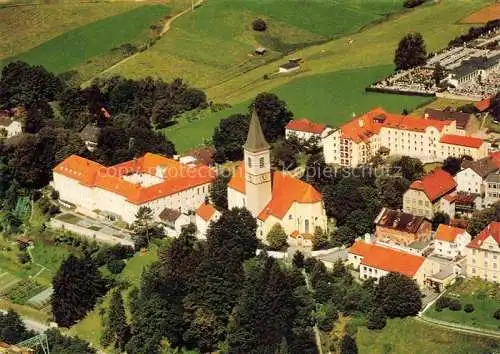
[
  {"left": 434, "top": 231, "right": 471, "bottom": 259},
  {"left": 455, "top": 168, "right": 483, "bottom": 194}
]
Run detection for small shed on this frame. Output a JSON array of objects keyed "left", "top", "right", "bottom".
[
  {"left": 255, "top": 47, "right": 266, "bottom": 56},
  {"left": 279, "top": 60, "right": 300, "bottom": 73},
  {"left": 16, "top": 236, "right": 33, "bottom": 249}
]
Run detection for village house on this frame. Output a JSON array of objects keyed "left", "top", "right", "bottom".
[
  {"left": 455, "top": 155, "right": 500, "bottom": 194},
  {"left": 278, "top": 60, "right": 300, "bottom": 73},
  {"left": 227, "top": 111, "right": 328, "bottom": 242},
  {"left": 53, "top": 153, "right": 215, "bottom": 225},
  {"left": 195, "top": 201, "right": 221, "bottom": 239},
  {"left": 442, "top": 192, "right": 482, "bottom": 219},
  {"left": 484, "top": 173, "right": 500, "bottom": 206},
  {"left": 433, "top": 224, "right": 471, "bottom": 259},
  {"left": 285, "top": 119, "right": 332, "bottom": 146},
  {"left": 322, "top": 107, "right": 488, "bottom": 167},
  {"left": 464, "top": 222, "right": 500, "bottom": 283},
  {"left": 0, "top": 116, "right": 22, "bottom": 138},
  {"left": 403, "top": 169, "right": 457, "bottom": 219},
  {"left": 374, "top": 207, "right": 432, "bottom": 246},
  {"left": 159, "top": 208, "right": 191, "bottom": 237}
]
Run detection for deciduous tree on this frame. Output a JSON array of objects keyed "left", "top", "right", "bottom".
[{"left": 394, "top": 33, "right": 427, "bottom": 70}]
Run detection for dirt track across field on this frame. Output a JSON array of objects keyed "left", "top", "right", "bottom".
[{"left": 461, "top": 3, "right": 500, "bottom": 23}]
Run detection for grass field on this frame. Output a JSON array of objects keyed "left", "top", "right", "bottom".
[
  {"left": 105, "top": 0, "right": 404, "bottom": 88},
  {"left": 0, "top": 2, "right": 143, "bottom": 59},
  {"left": 425, "top": 278, "right": 500, "bottom": 331},
  {"left": 357, "top": 317, "right": 500, "bottom": 354},
  {"left": 461, "top": 3, "right": 500, "bottom": 23},
  {"left": 2, "top": 4, "right": 170, "bottom": 75},
  {"left": 164, "top": 65, "right": 432, "bottom": 152}
]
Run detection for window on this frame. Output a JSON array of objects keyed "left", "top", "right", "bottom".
[
  {"left": 305, "top": 219, "right": 310, "bottom": 233},
  {"left": 247, "top": 157, "right": 252, "bottom": 168},
  {"left": 259, "top": 157, "right": 265, "bottom": 168}
]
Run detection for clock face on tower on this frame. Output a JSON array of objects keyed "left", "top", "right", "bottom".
[{"left": 246, "top": 172, "right": 271, "bottom": 185}]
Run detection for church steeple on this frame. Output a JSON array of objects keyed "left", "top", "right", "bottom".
[
  {"left": 243, "top": 109, "right": 272, "bottom": 218},
  {"left": 244, "top": 109, "right": 270, "bottom": 152}
]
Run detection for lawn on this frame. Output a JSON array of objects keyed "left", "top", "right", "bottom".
[
  {"left": 424, "top": 278, "right": 500, "bottom": 332},
  {"left": 2, "top": 4, "right": 170, "bottom": 74},
  {"left": 357, "top": 317, "right": 500, "bottom": 354},
  {"left": 105, "top": 0, "right": 403, "bottom": 88},
  {"left": 411, "top": 98, "right": 475, "bottom": 116},
  {"left": 0, "top": 2, "right": 143, "bottom": 59},
  {"left": 164, "top": 65, "right": 431, "bottom": 152}
]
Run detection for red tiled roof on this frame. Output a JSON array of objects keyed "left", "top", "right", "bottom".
[
  {"left": 474, "top": 96, "right": 492, "bottom": 112},
  {"left": 53, "top": 153, "right": 215, "bottom": 204},
  {"left": 228, "top": 164, "right": 323, "bottom": 221},
  {"left": 435, "top": 224, "right": 466, "bottom": 242},
  {"left": 340, "top": 107, "right": 451, "bottom": 144},
  {"left": 409, "top": 169, "right": 456, "bottom": 202},
  {"left": 440, "top": 134, "right": 484, "bottom": 148},
  {"left": 196, "top": 202, "right": 217, "bottom": 222},
  {"left": 467, "top": 222, "right": 500, "bottom": 249},
  {"left": 490, "top": 151, "right": 500, "bottom": 167},
  {"left": 286, "top": 119, "right": 326, "bottom": 134},
  {"left": 349, "top": 240, "right": 425, "bottom": 277},
  {"left": 290, "top": 230, "right": 314, "bottom": 240}
]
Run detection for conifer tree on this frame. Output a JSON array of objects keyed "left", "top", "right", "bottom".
[{"left": 101, "top": 289, "right": 129, "bottom": 350}]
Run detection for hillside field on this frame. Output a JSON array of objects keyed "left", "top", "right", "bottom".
[
  {"left": 0, "top": 2, "right": 143, "bottom": 59},
  {"left": 164, "top": 65, "right": 431, "bottom": 152},
  {"left": 104, "top": 0, "right": 404, "bottom": 88}
]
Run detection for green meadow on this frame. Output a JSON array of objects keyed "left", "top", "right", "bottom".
[
  {"left": 164, "top": 65, "right": 431, "bottom": 153},
  {"left": 2, "top": 5, "right": 170, "bottom": 74}
]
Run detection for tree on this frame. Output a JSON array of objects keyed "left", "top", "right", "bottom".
[
  {"left": 367, "top": 307, "right": 387, "bottom": 330},
  {"left": 271, "top": 139, "right": 297, "bottom": 171},
  {"left": 312, "top": 226, "right": 329, "bottom": 250},
  {"left": 491, "top": 92, "right": 500, "bottom": 123},
  {"left": 292, "top": 251, "right": 305, "bottom": 269},
  {"left": 151, "top": 99, "right": 178, "bottom": 128},
  {"left": 340, "top": 334, "right": 358, "bottom": 354},
  {"left": 464, "top": 304, "right": 474, "bottom": 313},
  {"left": 331, "top": 226, "right": 357, "bottom": 247},
  {"left": 392, "top": 156, "right": 424, "bottom": 181},
  {"left": 252, "top": 92, "right": 293, "bottom": 143},
  {"left": 376, "top": 176, "right": 410, "bottom": 209},
  {"left": 212, "top": 114, "right": 249, "bottom": 161},
  {"left": 432, "top": 212, "right": 450, "bottom": 230},
  {"left": 267, "top": 223, "right": 289, "bottom": 251},
  {"left": 433, "top": 63, "right": 445, "bottom": 85},
  {"left": 345, "top": 209, "right": 373, "bottom": 237},
  {"left": 0, "top": 309, "right": 33, "bottom": 344},
  {"left": 210, "top": 172, "right": 231, "bottom": 210},
  {"left": 25, "top": 101, "right": 54, "bottom": 133},
  {"left": 467, "top": 202, "right": 500, "bottom": 236},
  {"left": 51, "top": 255, "right": 107, "bottom": 327},
  {"left": 493, "top": 309, "right": 500, "bottom": 320},
  {"left": 101, "top": 288, "right": 130, "bottom": 350},
  {"left": 46, "top": 329, "right": 96, "bottom": 354},
  {"left": 252, "top": 18, "right": 267, "bottom": 31},
  {"left": 442, "top": 156, "right": 462, "bottom": 176},
  {"left": 316, "top": 302, "right": 338, "bottom": 332},
  {"left": 131, "top": 206, "right": 162, "bottom": 249},
  {"left": 375, "top": 272, "right": 422, "bottom": 318},
  {"left": 394, "top": 33, "right": 427, "bottom": 70}
]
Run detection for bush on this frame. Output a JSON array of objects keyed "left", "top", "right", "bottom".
[
  {"left": 50, "top": 189, "right": 60, "bottom": 200},
  {"left": 435, "top": 296, "right": 451, "bottom": 310},
  {"left": 367, "top": 307, "right": 387, "bottom": 330},
  {"left": 17, "top": 252, "right": 30, "bottom": 264},
  {"left": 449, "top": 299, "right": 462, "bottom": 311},
  {"left": 464, "top": 304, "right": 474, "bottom": 313},
  {"left": 252, "top": 18, "right": 267, "bottom": 31},
  {"left": 107, "top": 259, "right": 126, "bottom": 274},
  {"left": 494, "top": 309, "right": 500, "bottom": 320},
  {"left": 404, "top": 0, "right": 425, "bottom": 8}
]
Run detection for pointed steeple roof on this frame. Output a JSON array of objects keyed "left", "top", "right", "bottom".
[{"left": 244, "top": 109, "right": 270, "bottom": 152}]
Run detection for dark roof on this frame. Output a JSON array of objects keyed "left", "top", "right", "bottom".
[
  {"left": 244, "top": 110, "right": 270, "bottom": 153},
  {"left": 0, "top": 116, "right": 18, "bottom": 127},
  {"left": 451, "top": 54, "right": 500, "bottom": 79},
  {"left": 279, "top": 61, "right": 300, "bottom": 70},
  {"left": 462, "top": 156, "right": 499, "bottom": 178},
  {"left": 79, "top": 123, "right": 101, "bottom": 142},
  {"left": 375, "top": 208, "right": 428, "bottom": 233},
  {"left": 159, "top": 208, "right": 181, "bottom": 222},
  {"left": 486, "top": 173, "right": 500, "bottom": 183},
  {"left": 424, "top": 108, "right": 471, "bottom": 130}
]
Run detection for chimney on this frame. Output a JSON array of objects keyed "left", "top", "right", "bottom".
[
  {"left": 424, "top": 113, "right": 429, "bottom": 119},
  {"left": 358, "top": 118, "right": 364, "bottom": 127}
]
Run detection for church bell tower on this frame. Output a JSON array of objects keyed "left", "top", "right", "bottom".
[{"left": 244, "top": 109, "right": 272, "bottom": 217}]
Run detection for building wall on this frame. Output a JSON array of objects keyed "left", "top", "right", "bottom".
[
  {"left": 403, "top": 189, "right": 434, "bottom": 219},
  {"left": 375, "top": 221, "right": 431, "bottom": 246},
  {"left": 195, "top": 211, "right": 221, "bottom": 239},
  {"left": 434, "top": 232, "right": 472, "bottom": 259},
  {"left": 465, "top": 239, "right": 500, "bottom": 283},
  {"left": 228, "top": 187, "right": 246, "bottom": 210},
  {"left": 285, "top": 130, "right": 320, "bottom": 143},
  {"left": 322, "top": 130, "right": 341, "bottom": 164},
  {"left": 455, "top": 168, "right": 483, "bottom": 194},
  {"left": 484, "top": 179, "right": 500, "bottom": 206},
  {"left": 5, "top": 121, "right": 22, "bottom": 137},
  {"left": 439, "top": 142, "right": 488, "bottom": 161}
]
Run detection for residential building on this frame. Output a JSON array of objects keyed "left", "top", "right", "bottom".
[
  {"left": 53, "top": 153, "right": 215, "bottom": 224},
  {"left": 227, "top": 111, "right": 328, "bottom": 241},
  {"left": 465, "top": 222, "right": 500, "bottom": 283},
  {"left": 279, "top": 60, "right": 300, "bottom": 73},
  {"left": 374, "top": 207, "right": 432, "bottom": 246},
  {"left": 433, "top": 224, "right": 471, "bottom": 259},
  {"left": 0, "top": 116, "right": 22, "bottom": 138},
  {"left": 159, "top": 208, "right": 191, "bottom": 237},
  {"left": 285, "top": 119, "right": 332, "bottom": 145},
  {"left": 195, "top": 202, "right": 221, "bottom": 239},
  {"left": 455, "top": 155, "right": 500, "bottom": 194},
  {"left": 403, "top": 169, "right": 457, "bottom": 219},
  {"left": 484, "top": 172, "right": 500, "bottom": 206},
  {"left": 322, "top": 107, "right": 488, "bottom": 167},
  {"left": 442, "top": 192, "right": 482, "bottom": 219}
]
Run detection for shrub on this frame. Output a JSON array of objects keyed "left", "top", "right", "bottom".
[
  {"left": 435, "top": 296, "right": 451, "bottom": 310},
  {"left": 464, "top": 304, "right": 474, "bottom": 313},
  {"left": 404, "top": 0, "right": 425, "bottom": 8},
  {"left": 449, "top": 299, "right": 462, "bottom": 311},
  {"left": 494, "top": 309, "right": 500, "bottom": 320},
  {"left": 50, "top": 189, "right": 60, "bottom": 200},
  {"left": 367, "top": 307, "right": 387, "bottom": 330},
  {"left": 17, "top": 252, "right": 30, "bottom": 264},
  {"left": 252, "top": 18, "right": 267, "bottom": 31},
  {"left": 107, "top": 259, "right": 126, "bottom": 274}
]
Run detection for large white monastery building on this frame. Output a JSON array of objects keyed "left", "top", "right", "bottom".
[
  {"left": 53, "top": 153, "right": 215, "bottom": 224},
  {"left": 323, "top": 107, "right": 488, "bottom": 167},
  {"left": 227, "top": 111, "right": 328, "bottom": 242}
]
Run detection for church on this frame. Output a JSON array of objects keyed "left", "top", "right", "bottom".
[{"left": 227, "top": 111, "right": 328, "bottom": 243}]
